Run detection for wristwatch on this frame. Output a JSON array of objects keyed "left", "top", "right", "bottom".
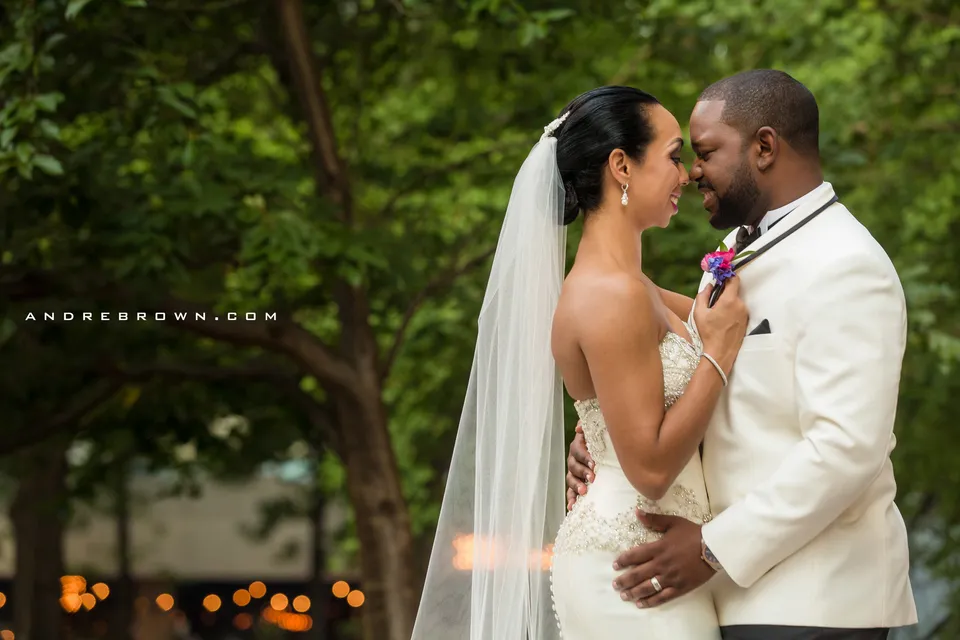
[{"left": 700, "top": 538, "right": 724, "bottom": 573}]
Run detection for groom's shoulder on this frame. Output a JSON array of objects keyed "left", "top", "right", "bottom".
[
  {"left": 817, "top": 203, "right": 896, "bottom": 266},
  {"left": 806, "top": 202, "right": 902, "bottom": 287}
]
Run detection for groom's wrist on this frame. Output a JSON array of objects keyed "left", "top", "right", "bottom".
[{"left": 700, "top": 538, "right": 724, "bottom": 573}]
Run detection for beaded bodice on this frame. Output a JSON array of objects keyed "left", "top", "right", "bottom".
[
  {"left": 552, "top": 324, "right": 711, "bottom": 559},
  {"left": 574, "top": 327, "right": 702, "bottom": 470}
]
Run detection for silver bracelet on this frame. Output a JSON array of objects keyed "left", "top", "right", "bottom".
[{"left": 701, "top": 352, "right": 728, "bottom": 386}]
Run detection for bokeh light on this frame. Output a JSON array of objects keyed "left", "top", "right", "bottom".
[
  {"left": 202, "top": 594, "right": 221, "bottom": 612},
  {"left": 347, "top": 590, "right": 365, "bottom": 608},
  {"left": 248, "top": 581, "right": 267, "bottom": 598},
  {"left": 234, "top": 613, "right": 253, "bottom": 630},
  {"left": 60, "top": 593, "right": 82, "bottom": 613},
  {"left": 155, "top": 593, "right": 174, "bottom": 612},
  {"left": 80, "top": 593, "right": 97, "bottom": 610}
]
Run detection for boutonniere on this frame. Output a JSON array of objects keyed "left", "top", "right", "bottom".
[{"left": 700, "top": 243, "right": 755, "bottom": 284}]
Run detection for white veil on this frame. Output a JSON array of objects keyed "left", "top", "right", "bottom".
[{"left": 411, "top": 121, "right": 569, "bottom": 640}]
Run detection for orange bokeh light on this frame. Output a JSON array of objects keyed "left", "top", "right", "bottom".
[
  {"left": 270, "top": 593, "right": 288, "bottom": 610},
  {"left": 91, "top": 583, "right": 110, "bottom": 600},
  {"left": 233, "top": 589, "right": 251, "bottom": 606},
  {"left": 262, "top": 607, "right": 313, "bottom": 632},
  {"left": 234, "top": 613, "right": 253, "bottom": 630},
  {"left": 248, "top": 581, "right": 267, "bottom": 598},
  {"left": 1, "top": 630, "right": 13, "bottom": 640},
  {"left": 331, "top": 581, "right": 350, "bottom": 598},
  {"left": 80, "top": 593, "right": 97, "bottom": 610},
  {"left": 60, "top": 576, "right": 87, "bottom": 593},
  {"left": 451, "top": 534, "right": 553, "bottom": 571},
  {"left": 346, "top": 590, "right": 365, "bottom": 608},
  {"left": 60, "top": 593, "right": 82, "bottom": 613},
  {"left": 202, "top": 594, "right": 221, "bottom": 612},
  {"left": 292, "top": 595, "right": 310, "bottom": 612},
  {"left": 155, "top": 594, "right": 174, "bottom": 612}
]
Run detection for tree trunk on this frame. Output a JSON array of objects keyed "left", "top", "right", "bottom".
[
  {"left": 336, "top": 392, "right": 417, "bottom": 640},
  {"left": 234, "top": 4, "right": 418, "bottom": 635},
  {"left": 10, "top": 441, "right": 68, "bottom": 640},
  {"left": 111, "top": 455, "right": 135, "bottom": 640},
  {"left": 306, "top": 458, "right": 330, "bottom": 640}
]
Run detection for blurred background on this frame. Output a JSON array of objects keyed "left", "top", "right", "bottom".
[{"left": 0, "top": 0, "right": 957, "bottom": 638}]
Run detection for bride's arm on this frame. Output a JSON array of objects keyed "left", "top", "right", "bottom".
[
  {"left": 579, "top": 277, "right": 733, "bottom": 501},
  {"left": 656, "top": 286, "right": 694, "bottom": 320}
]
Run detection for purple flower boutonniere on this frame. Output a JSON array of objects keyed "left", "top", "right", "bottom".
[{"left": 700, "top": 243, "right": 754, "bottom": 284}]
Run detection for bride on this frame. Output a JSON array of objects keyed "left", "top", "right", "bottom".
[{"left": 411, "top": 86, "right": 748, "bottom": 639}]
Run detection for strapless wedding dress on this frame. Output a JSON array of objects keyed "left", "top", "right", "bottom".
[{"left": 550, "top": 324, "right": 720, "bottom": 639}]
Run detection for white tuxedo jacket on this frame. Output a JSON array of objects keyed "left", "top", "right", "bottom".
[{"left": 698, "top": 184, "right": 918, "bottom": 628}]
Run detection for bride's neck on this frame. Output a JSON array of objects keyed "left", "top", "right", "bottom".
[{"left": 576, "top": 208, "right": 644, "bottom": 273}]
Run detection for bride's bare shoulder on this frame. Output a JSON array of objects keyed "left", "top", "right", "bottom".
[
  {"left": 552, "top": 269, "right": 661, "bottom": 395},
  {"left": 556, "top": 269, "right": 657, "bottom": 335}
]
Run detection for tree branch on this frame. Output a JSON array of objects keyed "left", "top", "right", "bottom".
[
  {"left": 0, "top": 379, "right": 124, "bottom": 455},
  {"left": 129, "top": 296, "right": 357, "bottom": 392},
  {"left": 108, "top": 359, "right": 342, "bottom": 454},
  {"left": 272, "top": 0, "right": 352, "bottom": 218},
  {"left": 381, "top": 244, "right": 496, "bottom": 380},
  {"left": 2, "top": 268, "right": 357, "bottom": 391},
  {"left": 109, "top": 360, "right": 293, "bottom": 383},
  {"left": 272, "top": 378, "right": 340, "bottom": 453}
]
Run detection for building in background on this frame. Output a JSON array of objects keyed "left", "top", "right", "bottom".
[{"left": 0, "top": 472, "right": 360, "bottom": 639}]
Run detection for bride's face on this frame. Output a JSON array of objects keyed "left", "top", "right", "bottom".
[{"left": 618, "top": 105, "right": 690, "bottom": 230}]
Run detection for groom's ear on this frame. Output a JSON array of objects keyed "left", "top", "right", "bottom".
[{"left": 755, "top": 125, "right": 779, "bottom": 172}]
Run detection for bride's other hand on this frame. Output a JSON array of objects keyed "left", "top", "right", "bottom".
[
  {"left": 565, "top": 423, "right": 594, "bottom": 510},
  {"left": 693, "top": 276, "right": 748, "bottom": 376}
]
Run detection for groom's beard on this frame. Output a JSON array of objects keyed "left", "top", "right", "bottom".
[{"left": 709, "top": 159, "right": 761, "bottom": 230}]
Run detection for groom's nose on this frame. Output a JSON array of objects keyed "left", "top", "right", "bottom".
[{"left": 688, "top": 161, "right": 703, "bottom": 181}]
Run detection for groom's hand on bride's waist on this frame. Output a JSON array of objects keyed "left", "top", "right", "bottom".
[
  {"left": 611, "top": 511, "right": 717, "bottom": 608},
  {"left": 566, "top": 422, "right": 594, "bottom": 510}
]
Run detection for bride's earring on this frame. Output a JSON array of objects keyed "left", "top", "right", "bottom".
[{"left": 621, "top": 182, "right": 629, "bottom": 206}]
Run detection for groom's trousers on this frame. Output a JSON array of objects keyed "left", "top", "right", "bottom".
[{"left": 720, "top": 626, "right": 889, "bottom": 639}]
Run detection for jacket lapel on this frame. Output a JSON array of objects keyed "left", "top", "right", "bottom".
[{"left": 736, "top": 184, "right": 839, "bottom": 259}]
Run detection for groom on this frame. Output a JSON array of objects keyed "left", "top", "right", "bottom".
[{"left": 565, "top": 70, "right": 918, "bottom": 639}]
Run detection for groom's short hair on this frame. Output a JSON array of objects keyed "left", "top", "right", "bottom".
[{"left": 699, "top": 70, "right": 820, "bottom": 157}]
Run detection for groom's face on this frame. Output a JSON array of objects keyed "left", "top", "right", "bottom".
[{"left": 688, "top": 101, "right": 763, "bottom": 230}]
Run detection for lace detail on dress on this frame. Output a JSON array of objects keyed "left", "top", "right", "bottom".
[
  {"left": 554, "top": 323, "right": 710, "bottom": 560},
  {"left": 660, "top": 330, "right": 702, "bottom": 408},
  {"left": 638, "top": 484, "right": 713, "bottom": 524},
  {"left": 553, "top": 485, "right": 713, "bottom": 556},
  {"left": 573, "top": 328, "right": 701, "bottom": 467},
  {"left": 574, "top": 398, "right": 605, "bottom": 462}
]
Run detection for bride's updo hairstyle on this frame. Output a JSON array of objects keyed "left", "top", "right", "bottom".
[{"left": 551, "top": 87, "right": 661, "bottom": 225}]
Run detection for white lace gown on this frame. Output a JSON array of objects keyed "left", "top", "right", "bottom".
[{"left": 550, "top": 325, "right": 721, "bottom": 639}]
